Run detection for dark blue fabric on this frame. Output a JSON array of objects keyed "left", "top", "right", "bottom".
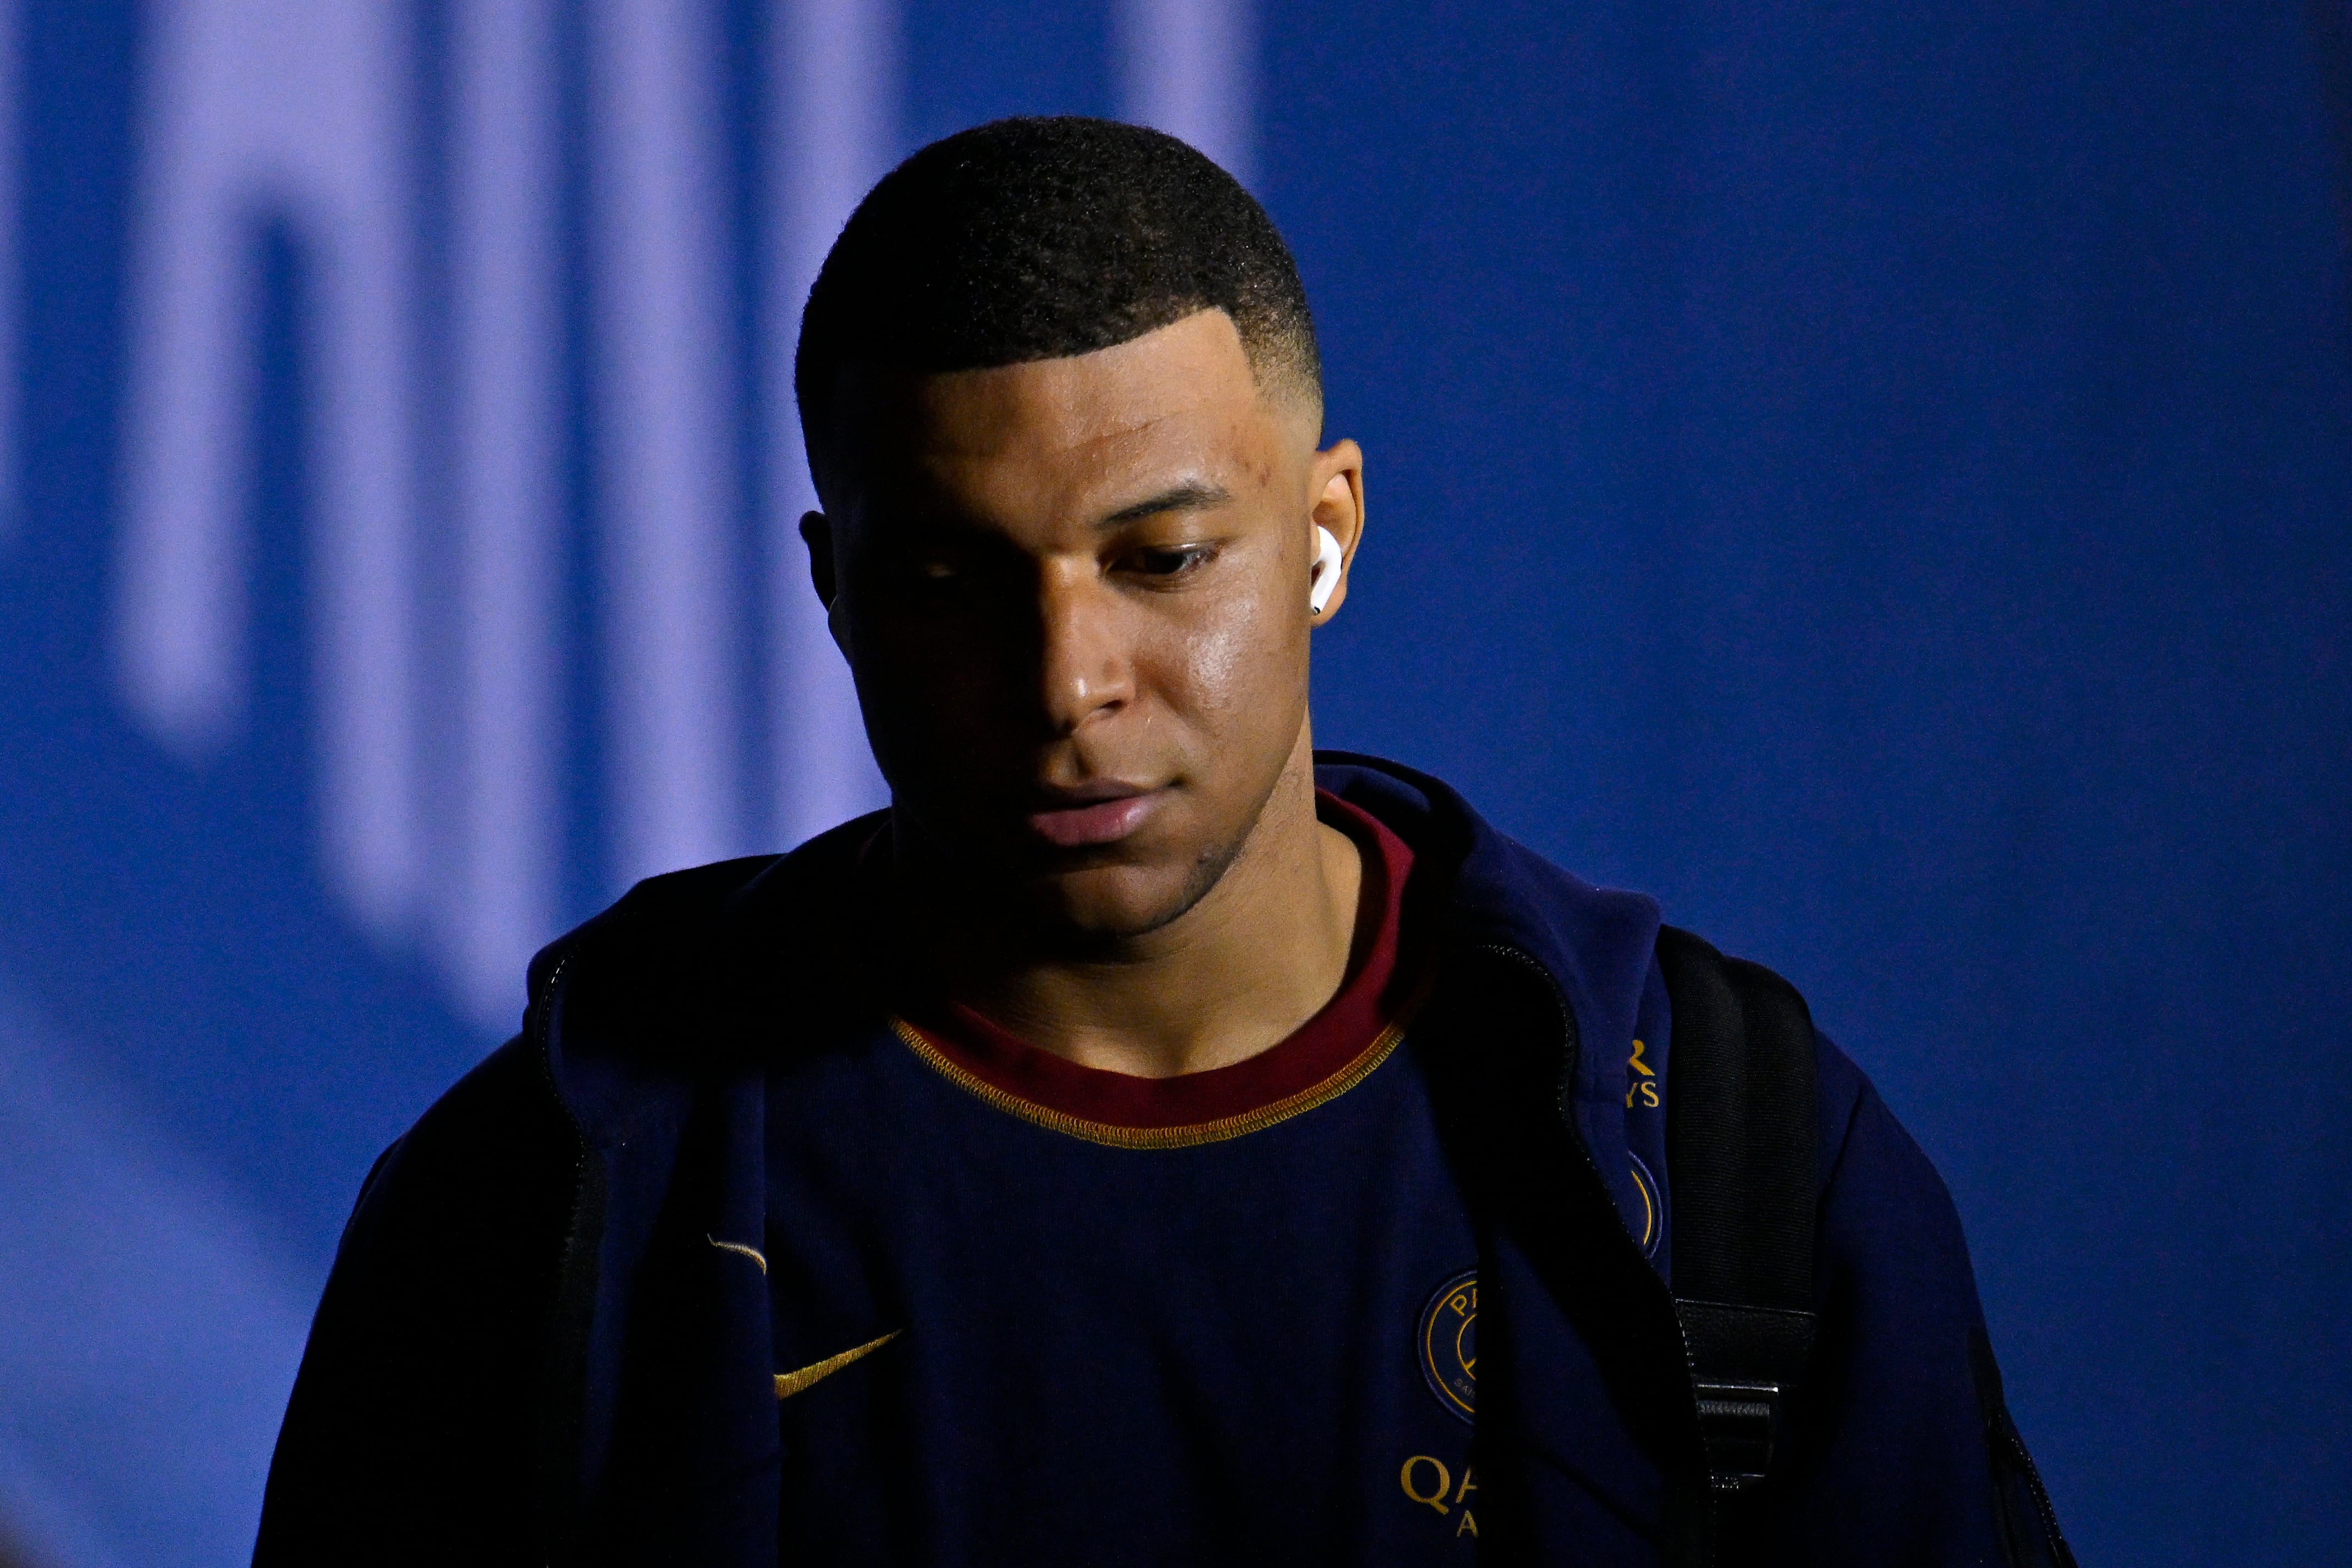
[
  {"left": 761, "top": 1020, "right": 1496, "bottom": 1562},
  {"left": 262, "top": 754, "right": 2026, "bottom": 1564},
  {"left": 546, "top": 758, "right": 1690, "bottom": 1561}
]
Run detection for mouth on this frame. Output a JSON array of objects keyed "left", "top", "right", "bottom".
[{"left": 1023, "top": 781, "right": 1168, "bottom": 849}]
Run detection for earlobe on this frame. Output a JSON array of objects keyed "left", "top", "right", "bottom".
[
  {"left": 800, "top": 510, "right": 838, "bottom": 609},
  {"left": 801, "top": 510, "right": 853, "bottom": 657}
]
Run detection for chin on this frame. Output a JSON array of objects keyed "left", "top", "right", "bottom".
[{"left": 1024, "top": 857, "right": 1219, "bottom": 945}]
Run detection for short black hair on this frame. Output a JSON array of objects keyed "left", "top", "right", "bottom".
[{"left": 795, "top": 116, "right": 1320, "bottom": 463}]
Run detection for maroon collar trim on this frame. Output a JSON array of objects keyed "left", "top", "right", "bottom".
[{"left": 893, "top": 792, "right": 1420, "bottom": 1147}]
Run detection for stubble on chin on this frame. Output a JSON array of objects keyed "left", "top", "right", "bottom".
[{"left": 1007, "top": 827, "right": 1251, "bottom": 957}]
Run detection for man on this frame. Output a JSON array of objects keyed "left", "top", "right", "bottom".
[{"left": 255, "top": 118, "right": 2072, "bottom": 1566}]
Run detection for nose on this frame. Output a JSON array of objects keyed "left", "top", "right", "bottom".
[{"left": 1035, "top": 559, "right": 1133, "bottom": 738}]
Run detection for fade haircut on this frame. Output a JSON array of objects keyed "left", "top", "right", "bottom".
[{"left": 795, "top": 116, "right": 1321, "bottom": 469}]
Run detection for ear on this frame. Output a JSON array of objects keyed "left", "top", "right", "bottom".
[
  {"left": 800, "top": 510, "right": 851, "bottom": 656},
  {"left": 1307, "top": 438, "right": 1365, "bottom": 625}
]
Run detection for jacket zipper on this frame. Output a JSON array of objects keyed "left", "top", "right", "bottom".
[
  {"left": 2005, "top": 1416, "right": 2073, "bottom": 1563},
  {"left": 530, "top": 953, "right": 590, "bottom": 1566},
  {"left": 534, "top": 952, "right": 586, "bottom": 1222},
  {"left": 1480, "top": 940, "right": 1734, "bottom": 1566},
  {"left": 1475, "top": 941, "right": 1655, "bottom": 1275}
]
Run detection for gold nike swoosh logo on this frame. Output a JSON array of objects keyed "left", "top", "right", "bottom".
[
  {"left": 706, "top": 1234, "right": 768, "bottom": 1273},
  {"left": 773, "top": 1330, "right": 901, "bottom": 1400}
]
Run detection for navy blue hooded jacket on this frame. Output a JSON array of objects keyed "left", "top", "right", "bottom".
[{"left": 254, "top": 755, "right": 2069, "bottom": 1565}]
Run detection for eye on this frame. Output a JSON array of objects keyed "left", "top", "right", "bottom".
[
  {"left": 1126, "top": 544, "right": 1215, "bottom": 579},
  {"left": 901, "top": 553, "right": 979, "bottom": 595}
]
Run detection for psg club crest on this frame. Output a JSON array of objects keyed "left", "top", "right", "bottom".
[
  {"left": 1418, "top": 1271, "right": 1477, "bottom": 1423},
  {"left": 1629, "top": 1153, "right": 1663, "bottom": 1259}
]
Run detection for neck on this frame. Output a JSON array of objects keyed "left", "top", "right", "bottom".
[{"left": 893, "top": 736, "right": 1364, "bottom": 1078}]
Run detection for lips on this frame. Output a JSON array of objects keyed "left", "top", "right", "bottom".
[{"left": 1024, "top": 784, "right": 1165, "bottom": 848}]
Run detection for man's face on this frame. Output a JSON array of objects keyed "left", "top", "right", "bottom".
[{"left": 808, "top": 308, "right": 1362, "bottom": 941}]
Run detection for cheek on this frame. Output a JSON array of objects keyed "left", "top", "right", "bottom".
[
  {"left": 1153, "top": 571, "right": 1309, "bottom": 741},
  {"left": 849, "top": 612, "right": 1009, "bottom": 755}
]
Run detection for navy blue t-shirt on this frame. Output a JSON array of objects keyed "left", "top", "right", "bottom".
[{"left": 752, "top": 794, "right": 1672, "bottom": 1561}]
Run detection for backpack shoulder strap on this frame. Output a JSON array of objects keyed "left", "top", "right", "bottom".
[{"left": 1654, "top": 925, "right": 1821, "bottom": 1565}]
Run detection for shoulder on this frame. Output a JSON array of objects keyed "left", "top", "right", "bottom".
[
  {"left": 1654, "top": 929, "right": 1964, "bottom": 1269},
  {"left": 523, "top": 852, "right": 788, "bottom": 1017},
  {"left": 521, "top": 811, "right": 888, "bottom": 1063},
  {"left": 1808, "top": 1031, "right": 1975, "bottom": 1290},
  {"left": 343, "top": 842, "right": 831, "bottom": 1240},
  {"left": 257, "top": 1033, "right": 588, "bottom": 1560},
  {"left": 344, "top": 1033, "right": 579, "bottom": 1277},
  {"left": 524, "top": 811, "right": 890, "bottom": 1000},
  {"left": 1656, "top": 931, "right": 1982, "bottom": 1327},
  {"left": 1773, "top": 1034, "right": 2020, "bottom": 1558}
]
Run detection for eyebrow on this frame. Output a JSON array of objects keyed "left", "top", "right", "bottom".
[{"left": 1094, "top": 481, "right": 1235, "bottom": 530}]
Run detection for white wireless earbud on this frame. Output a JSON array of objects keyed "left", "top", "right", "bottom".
[{"left": 1308, "top": 525, "right": 1345, "bottom": 615}]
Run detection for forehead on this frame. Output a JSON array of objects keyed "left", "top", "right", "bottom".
[{"left": 837, "top": 310, "right": 1291, "bottom": 529}]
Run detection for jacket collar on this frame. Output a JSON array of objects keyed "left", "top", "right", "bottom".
[{"left": 1314, "top": 752, "right": 1663, "bottom": 1246}]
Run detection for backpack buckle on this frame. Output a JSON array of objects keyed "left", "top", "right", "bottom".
[
  {"left": 1692, "top": 1378, "right": 1782, "bottom": 1489},
  {"left": 1674, "top": 1298, "right": 1817, "bottom": 1492}
]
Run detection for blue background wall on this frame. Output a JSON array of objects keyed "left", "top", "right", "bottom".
[{"left": 1, "top": 2, "right": 2347, "bottom": 1563}]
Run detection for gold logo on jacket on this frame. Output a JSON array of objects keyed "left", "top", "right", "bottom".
[
  {"left": 1417, "top": 1272, "right": 1476, "bottom": 1422},
  {"left": 1625, "top": 1037, "right": 1659, "bottom": 1108},
  {"left": 774, "top": 1330, "right": 901, "bottom": 1400}
]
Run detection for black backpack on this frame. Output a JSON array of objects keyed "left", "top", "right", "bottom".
[{"left": 1654, "top": 926, "right": 2075, "bottom": 1568}]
